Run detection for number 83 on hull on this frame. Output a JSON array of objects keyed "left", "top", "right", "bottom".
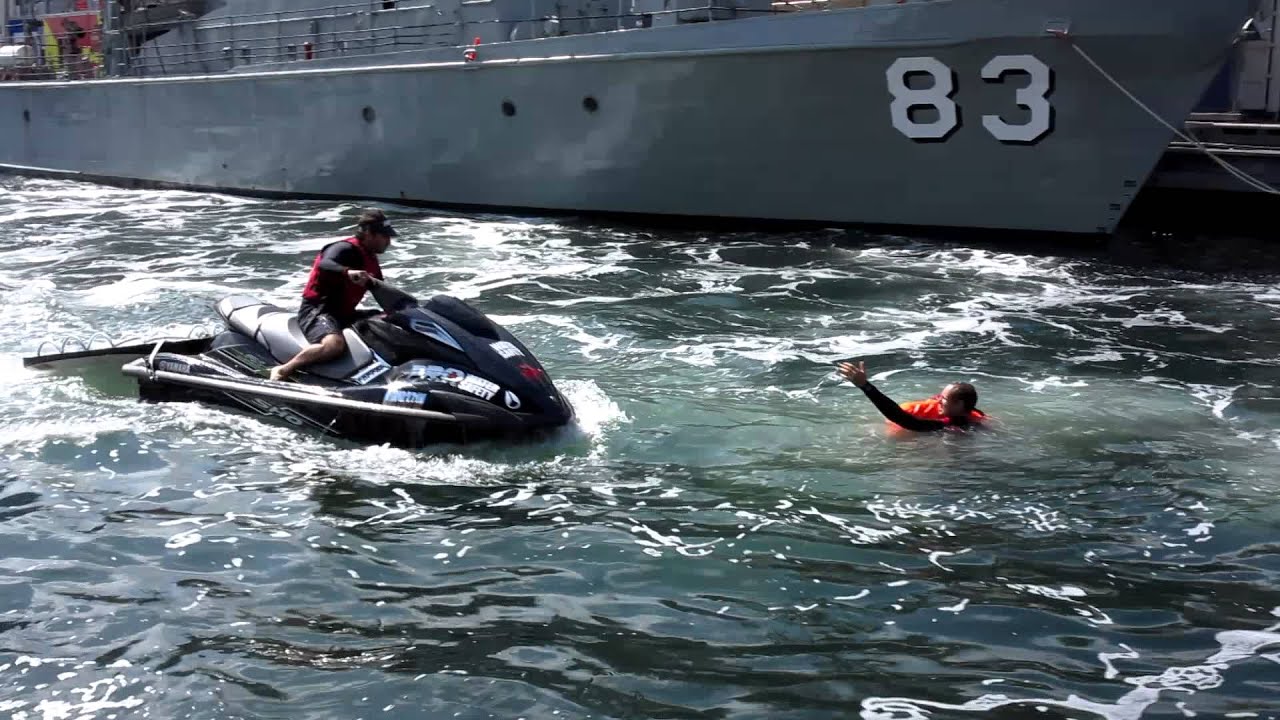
[{"left": 850, "top": 0, "right": 1254, "bottom": 234}]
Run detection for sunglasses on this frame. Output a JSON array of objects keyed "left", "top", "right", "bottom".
[{"left": 363, "top": 222, "right": 397, "bottom": 237}]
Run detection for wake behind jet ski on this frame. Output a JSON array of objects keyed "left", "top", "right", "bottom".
[{"left": 24, "top": 278, "right": 575, "bottom": 448}]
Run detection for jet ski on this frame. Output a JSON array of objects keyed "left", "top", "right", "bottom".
[{"left": 23, "top": 280, "right": 574, "bottom": 448}]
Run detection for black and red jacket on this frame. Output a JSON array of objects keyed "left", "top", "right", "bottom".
[{"left": 301, "top": 237, "right": 383, "bottom": 320}]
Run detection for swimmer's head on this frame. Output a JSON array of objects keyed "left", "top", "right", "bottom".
[{"left": 940, "top": 382, "right": 978, "bottom": 418}]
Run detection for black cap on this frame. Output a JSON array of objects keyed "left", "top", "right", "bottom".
[{"left": 357, "top": 208, "right": 397, "bottom": 237}]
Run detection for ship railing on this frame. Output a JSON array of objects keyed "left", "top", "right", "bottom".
[
  {"left": 105, "top": 0, "right": 919, "bottom": 35},
  {"left": 0, "top": 24, "right": 107, "bottom": 81},
  {"left": 0, "top": 0, "right": 928, "bottom": 81},
  {"left": 119, "top": 20, "right": 469, "bottom": 75},
  {"left": 113, "top": 2, "right": 771, "bottom": 78},
  {"left": 4, "top": 2, "right": 427, "bottom": 81},
  {"left": 769, "top": 0, "right": 917, "bottom": 9},
  {"left": 134, "top": 1, "right": 444, "bottom": 27}
]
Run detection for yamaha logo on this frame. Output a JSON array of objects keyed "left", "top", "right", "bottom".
[{"left": 503, "top": 390, "right": 521, "bottom": 410}]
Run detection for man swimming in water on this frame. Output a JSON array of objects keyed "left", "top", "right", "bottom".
[{"left": 837, "top": 360, "right": 986, "bottom": 432}]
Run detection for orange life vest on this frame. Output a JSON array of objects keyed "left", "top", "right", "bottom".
[{"left": 888, "top": 396, "right": 986, "bottom": 430}]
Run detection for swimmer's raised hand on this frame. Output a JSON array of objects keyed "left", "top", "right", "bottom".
[{"left": 837, "top": 361, "right": 868, "bottom": 388}]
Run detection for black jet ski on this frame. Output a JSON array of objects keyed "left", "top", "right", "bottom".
[{"left": 23, "top": 280, "right": 574, "bottom": 447}]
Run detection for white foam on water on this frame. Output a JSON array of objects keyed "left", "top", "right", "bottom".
[
  {"left": 625, "top": 521, "right": 721, "bottom": 558},
  {"left": 0, "top": 275, "right": 57, "bottom": 299},
  {"left": 0, "top": 413, "right": 141, "bottom": 449},
  {"left": 559, "top": 378, "right": 630, "bottom": 444},
  {"left": 1099, "top": 645, "right": 1142, "bottom": 680},
  {"left": 932, "top": 305, "right": 1023, "bottom": 346},
  {"left": 1205, "top": 629, "right": 1280, "bottom": 665},
  {"left": 1184, "top": 384, "right": 1241, "bottom": 421},
  {"left": 1007, "top": 584, "right": 1089, "bottom": 600},
  {"left": 860, "top": 611, "right": 1280, "bottom": 720},
  {"left": 1119, "top": 310, "right": 1232, "bottom": 334},
  {"left": 1001, "top": 583, "right": 1114, "bottom": 626},
  {"left": 1022, "top": 376, "right": 1090, "bottom": 393},
  {"left": 198, "top": 376, "right": 632, "bottom": 494},
  {"left": 75, "top": 275, "right": 242, "bottom": 308},
  {"left": 502, "top": 294, "right": 634, "bottom": 308},
  {"left": 924, "top": 548, "right": 965, "bottom": 571},
  {"left": 531, "top": 315, "right": 626, "bottom": 360},
  {"left": 797, "top": 506, "right": 911, "bottom": 546},
  {"left": 0, "top": 654, "right": 149, "bottom": 720}
]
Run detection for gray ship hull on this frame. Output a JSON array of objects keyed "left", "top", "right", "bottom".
[{"left": 0, "top": 0, "right": 1256, "bottom": 235}]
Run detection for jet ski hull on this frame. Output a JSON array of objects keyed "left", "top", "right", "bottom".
[
  {"left": 118, "top": 330, "right": 574, "bottom": 448},
  {"left": 24, "top": 288, "right": 577, "bottom": 449}
]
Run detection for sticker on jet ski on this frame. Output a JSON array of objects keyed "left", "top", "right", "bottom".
[
  {"left": 402, "top": 364, "right": 501, "bottom": 402},
  {"left": 490, "top": 341, "right": 523, "bottom": 359},
  {"left": 157, "top": 359, "right": 189, "bottom": 374},
  {"left": 457, "top": 375, "right": 499, "bottom": 401},
  {"left": 516, "top": 362, "right": 546, "bottom": 382},
  {"left": 403, "top": 364, "right": 467, "bottom": 384},
  {"left": 503, "top": 390, "right": 521, "bottom": 410},
  {"left": 384, "top": 388, "right": 428, "bottom": 407},
  {"left": 350, "top": 355, "right": 393, "bottom": 385},
  {"left": 154, "top": 354, "right": 238, "bottom": 379}
]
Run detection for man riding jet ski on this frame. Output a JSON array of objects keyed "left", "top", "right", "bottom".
[
  {"left": 23, "top": 211, "right": 574, "bottom": 448},
  {"left": 270, "top": 208, "right": 394, "bottom": 383}
]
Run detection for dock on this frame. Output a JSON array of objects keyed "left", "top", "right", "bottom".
[
  {"left": 1131, "top": 119, "right": 1280, "bottom": 236},
  {"left": 1148, "top": 114, "right": 1280, "bottom": 195},
  {"left": 1131, "top": 0, "right": 1280, "bottom": 238}
]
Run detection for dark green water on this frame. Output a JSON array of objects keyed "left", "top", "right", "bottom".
[{"left": 3, "top": 177, "right": 1280, "bottom": 719}]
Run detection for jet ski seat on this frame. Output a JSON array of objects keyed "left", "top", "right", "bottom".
[{"left": 215, "top": 296, "right": 377, "bottom": 381}]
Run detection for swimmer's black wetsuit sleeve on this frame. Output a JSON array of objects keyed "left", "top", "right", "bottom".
[
  {"left": 859, "top": 383, "right": 946, "bottom": 432},
  {"left": 316, "top": 243, "right": 364, "bottom": 274}
]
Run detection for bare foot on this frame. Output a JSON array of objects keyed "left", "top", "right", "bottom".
[{"left": 268, "top": 366, "right": 290, "bottom": 382}]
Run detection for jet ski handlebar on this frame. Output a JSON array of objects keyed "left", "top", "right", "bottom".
[{"left": 366, "top": 277, "right": 420, "bottom": 313}]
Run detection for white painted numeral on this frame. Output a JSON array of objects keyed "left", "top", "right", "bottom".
[
  {"left": 888, "top": 54, "right": 1055, "bottom": 143},
  {"left": 982, "top": 54, "right": 1053, "bottom": 143},
  {"left": 886, "top": 57, "right": 958, "bottom": 141}
]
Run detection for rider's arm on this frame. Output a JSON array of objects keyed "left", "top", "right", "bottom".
[
  {"left": 316, "top": 243, "right": 363, "bottom": 274},
  {"left": 859, "top": 383, "right": 946, "bottom": 432}
]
